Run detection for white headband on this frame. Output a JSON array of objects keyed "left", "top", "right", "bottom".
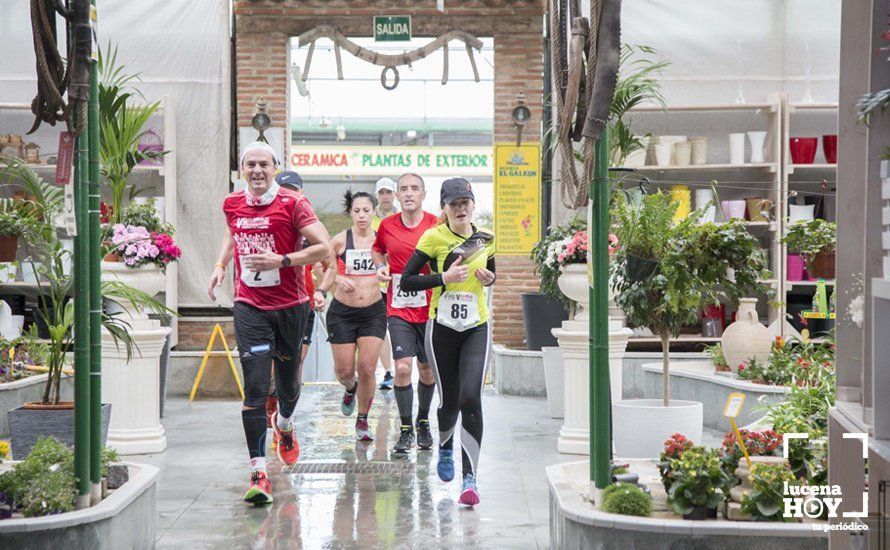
[{"left": 240, "top": 141, "right": 279, "bottom": 168}]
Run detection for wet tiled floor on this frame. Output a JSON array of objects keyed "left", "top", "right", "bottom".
[{"left": 133, "top": 383, "right": 570, "bottom": 549}]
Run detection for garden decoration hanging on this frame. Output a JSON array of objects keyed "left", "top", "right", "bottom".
[
  {"left": 296, "top": 26, "right": 483, "bottom": 91},
  {"left": 550, "top": 0, "right": 622, "bottom": 209}
]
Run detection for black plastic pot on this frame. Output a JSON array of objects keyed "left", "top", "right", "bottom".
[
  {"left": 520, "top": 292, "right": 568, "bottom": 351},
  {"left": 8, "top": 403, "right": 111, "bottom": 459},
  {"left": 626, "top": 254, "right": 659, "bottom": 282},
  {"left": 682, "top": 506, "right": 710, "bottom": 520},
  {"left": 149, "top": 313, "right": 173, "bottom": 418}
]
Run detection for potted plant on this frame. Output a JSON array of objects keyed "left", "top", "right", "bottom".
[
  {"left": 740, "top": 463, "right": 801, "bottom": 522},
  {"left": 781, "top": 219, "right": 836, "bottom": 280},
  {"left": 719, "top": 429, "right": 783, "bottom": 486},
  {"left": 666, "top": 445, "right": 727, "bottom": 520},
  {"left": 1, "top": 160, "right": 170, "bottom": 458},
  {"left": 98, "top": 44, "right": 166, "bottom": 226},
  {"left": 0, "top": 211, "right": 23, "bottom": 263},
  {"left": 657, "top": 432, "right": 694, "bottom": 493},
  {"left": 609, "top": 45, "right": 669, "bottom": 167},
  {"left": 701, "top": 343, "right": 729, "bottom": 372},
  {"left": 611, "top": 192, "right": 772, "bottom": 457}
]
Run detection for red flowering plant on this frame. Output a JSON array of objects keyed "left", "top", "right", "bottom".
[
  {"left": 719, "top": 428, "right": 783, "bottom": 487},
  {"left": 658, "top": 433, "right": 694, "bottom": 492}
]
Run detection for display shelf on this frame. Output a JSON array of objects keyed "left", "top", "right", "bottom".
[
  {"left": 22, "top": 163, "right": 163, "bottom": 174},
  {"left": 633, "top": 163, "right": 777, "bottom": 173},
  {"left": 789, "top": 163, "right": 836, "bottom": 171},
  {"left": 787, "top": 280, "right": 835, "bottom": 287},
  {"left": 629, "top": 102, "right": 776, "bottom": 113},
  {"left": 789, "top": 102, "right": 839, "bottom": 111}
]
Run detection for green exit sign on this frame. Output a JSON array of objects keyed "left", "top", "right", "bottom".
[{"left": 374, "top": 16, "right": 411, "bottom": 42}]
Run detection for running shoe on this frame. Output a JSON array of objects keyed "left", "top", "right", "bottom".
[
  {"left": 355, "top": 418, "right": 374, "bottom": 441},
  {"left": 271, "top": 411, "right": 300, "bottom": 466},
  {"left": 437, "top": 449, "right": 455, "bottom": 482},
  {"left": 416, "top": 419, "right": 433, "bottom": 450},
  {"left": 243, "top": 471, "right": 273, "bottom": 505},
  {"left": 265, "top": 395, "right": 277, "bottom": 428},
  {"left": 379, "top": 371, "right": 394, "bottom": 390},
  {"left": 458, "top": 473, "right": 480, "bottom": 507},
  {"left": 341, "top": 387, "right": 356, "bottom": 417},
  {"left": 392, "top": 428, "right": 415, "bottom": 456}
]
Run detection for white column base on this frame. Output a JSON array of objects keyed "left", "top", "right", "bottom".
[
  {"left": 553, "top": 319, "right": 632, "bottom": 456},
  {"left": 102, "top": 317, "right": 170, "bottom": 456}
]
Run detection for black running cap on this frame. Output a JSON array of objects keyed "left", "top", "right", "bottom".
[
  {"left": 275, "top": 171, "right": 303, "bottom": 189},
  {"left": 440, "top": 177, "right": 475, "bottom": 206}
]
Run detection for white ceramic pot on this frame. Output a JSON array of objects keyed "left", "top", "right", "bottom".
[
  {"left": 542, "top": 346, "right": 565, "bottom": 419},
  {"left": 624, "top": 147, "right": 647, "bottom": 168},
  {"left": 690, "top": 137, "right": 708, "bottom": 165},
  {"left": 653, "top": 140, "right": 672, "bottom": 167},
  {"left": 729, "top": 133, "right": 746, "bottom": 165},
  {"left": 0, "top": 262, "right": 16, "bottom": 284},
  {"left": 674, "top": 142, "right": 692, "bottom": 166},
  {"left": 721, "top": 298, "right": 772, "bottom": 372},
  {"left": 101, "top": 262, "right": 166, "bottom": 321},
  {"left": 695, "top": 188, "right": 714, "bottom": 210},
  {"left": 613, "top": 399, "right": 704, "bottom": 458},
  {"left": 557, "top": 263, "right": 590, "bottom": 322},
  {"left": 788, "top": 204, "right": 816, "bottom": 223},
  {"left": 721, "top": 200, "right": 747, "bottom": 221},
  {"left": 747, "top": 131, "right": 767, "bottom": 163}
]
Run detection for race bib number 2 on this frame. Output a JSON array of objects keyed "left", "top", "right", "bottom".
[
  {"left": 391, "top": 274, "right": 427, "bottom": 309},
  {"left": 436, "top": 291, "right": 480, "bottom": 331},
  {"left": 240, "top": 266, "right": 281, "bottom": 288}
]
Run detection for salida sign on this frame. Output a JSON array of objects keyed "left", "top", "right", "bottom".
[
  {"left": 374, "top": 16, "right": 411, "bottom": 42},
  {"left": 289, "top": 146, "right": 492, "bottom": 176}
]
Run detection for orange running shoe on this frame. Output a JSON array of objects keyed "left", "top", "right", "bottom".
[
  {"left": 271, "top": 411, "right": 300, "bottom": 466},
  {"left": 243, "top": 471, "right": 273, "bottom": 505}
]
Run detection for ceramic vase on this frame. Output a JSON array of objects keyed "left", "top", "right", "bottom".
[
  {"left": 695, "top": 189, "right": 716, "bottom": 223},
  {"left": 721, "top": 200, "right": 746, "bottom": 221},
  {"left": 822, "top": 135, "right": 838, "bottom": 164},
  {"left": 690, "top": 137, "right": 708, "bottom": 165},
  {"left": 670, "top": 185, "right": 692, "bottom": 221},
  {"left": 788, "top": 204, "right": 815, "bottom": 223},
  {"left": 747, "top": 131, "right": 767, "bottom": 163},
  {"left": 729, "top": 133, "right": 746, "bottom": 165},
  {"left": 674, "top": 142, "right": 692, "bottom": 166},
  {"left": 721, "top": 298, "right": 772, "bottom": 372},
  {"left": 790, "top": 137, "right": 818, "bottom": 164}
]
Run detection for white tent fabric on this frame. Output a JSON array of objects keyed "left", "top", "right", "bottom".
[{"left": 0, "top": 0, "right": 232, "bottom": 307}]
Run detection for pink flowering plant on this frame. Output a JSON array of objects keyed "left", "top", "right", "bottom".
[{"left": 110, "top": 224, "right": 181, "bottom": 270}]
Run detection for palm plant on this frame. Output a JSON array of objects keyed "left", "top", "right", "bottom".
[
  {"left": 609, "top": 45, "right": 669, "bottom": 166},
  {"left": 98, "top": 44, "right": 165, "bottom": 225},
  {"left": 0, "top": 158, "right": 171, "bottom": 405}
]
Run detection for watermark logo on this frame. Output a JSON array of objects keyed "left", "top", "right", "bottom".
[{"left": 781, "top": 432, "right": 869, "bottom": 531}]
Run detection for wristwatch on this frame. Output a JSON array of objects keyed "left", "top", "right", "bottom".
[
  {"left": 315, "top": 289, "right": 327, "bottom": 298},
  {"left": 281, "top": 254, "right": 292, "bottom": 267}
]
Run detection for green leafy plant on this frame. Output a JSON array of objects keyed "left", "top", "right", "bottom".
[
  {"left": 701, "top": 343, "right": 728, "bottom": 371},
  {"left": 611, "top": 192, "right": 772, "bottom": 406},
  {"left": 0, "top": 437, "right": 122, "bottom": 517},
  {"left": 610, "top": 45, "right": 670, "bottom": 166},
  {"left": 666, "top": 445, "right": 727, "bottom": 516},
  {"left": 740, "top": 463, "right": 800, "bottom": 522},
  {"left": 781, "top": 219, "right": 836, "bottom": 258},
  {"left": 738, "top": 336, "right": 834, "bottom": 386},
  {"left": 0, "top": 210, "right": 24, "bottom": 238},
  {"left": 98, "top": 43, "right": 166, "bottom": 225},
  {"left": 602, "top": 482, "right": 652, "bottom": 517}
]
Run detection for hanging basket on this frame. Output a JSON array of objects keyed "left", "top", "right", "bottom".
[{"left": 626, "top": 253, "right": 659, "bottom": 282}]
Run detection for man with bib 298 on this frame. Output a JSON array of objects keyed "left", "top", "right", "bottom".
[
  {"left": 372, "top": 173, "right": 439, "bottom": 456},
  {"left": 400, "top": 177, "right": 495, "bottom": 507},
  {"left": 208, "top": 142, "right": 333, "bottom": 505}
]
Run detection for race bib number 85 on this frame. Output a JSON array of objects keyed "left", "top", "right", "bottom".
[{"left": 436, "top": 291, "right": 479, "bottom": 331}]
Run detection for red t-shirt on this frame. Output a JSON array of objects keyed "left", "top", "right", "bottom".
[
  {"left": 373, "top": 212, "right": 439, "bottom": 323},
  {"left": 224, "top": 186, "right": 319, "bottom": 310},
  {"left": 304, "top": 264, "right": 315, "bottom": 296}
]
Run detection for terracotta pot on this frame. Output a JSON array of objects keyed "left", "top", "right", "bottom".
[
  {"left": 0, "top": 235, "right": 18, "bottom": 262},
  {"left": 807, "top": 251, "right": 835, "bottom": 280},
  {"left": 104, "top": 251, "right": 123, "bottom": 262},
  {"left": 789, "top": 137, "right": 818, "bottom": 164},
  {"left": 721, "top": 298, "right": 771, "bottom": 372}
]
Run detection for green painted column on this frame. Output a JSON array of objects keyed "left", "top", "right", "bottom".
[
  {"left": 88, "top": 0, "right": 102, "bottom": 493},
  {"left": 73, "top": 103, "right": 91, "bottom": 505},
  {"left": 590, "top": 129, "right": 611, "bottom": 495}
]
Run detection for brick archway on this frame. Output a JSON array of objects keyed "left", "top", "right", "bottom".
[{"left": 234, "top": 1, "right": 545, "bottom": 347}]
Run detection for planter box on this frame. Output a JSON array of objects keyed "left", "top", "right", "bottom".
[
  {"left": 0, "top": 463, "right": 158, "bottom": 549},
  {"left": 0, "top": 374, "right": 74, "bottom": 437},
  {"left": 492, "top": 345, "right": 546, "bottom": 397},
  {"left": 8, "top": 403, "right": 111, "bottom": 459},
  {"left": 640, "top": 361, "right": 789, "bottom": 430}
]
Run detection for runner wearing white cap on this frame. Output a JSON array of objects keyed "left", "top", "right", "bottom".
[{"left": 373, "top": 177, "right": 399, "bottom": 390}]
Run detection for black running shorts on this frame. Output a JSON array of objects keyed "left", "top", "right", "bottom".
[
  {"left": 302, "top": 309, "right": 316, "bottom": 346},
  {"left": 388, "top": 316, "right": 428, "bottom": 363},
  {"left": 326, "top": 298, "right": 387, "bottom": 344}
]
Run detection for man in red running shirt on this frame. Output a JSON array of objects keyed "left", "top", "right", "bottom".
[
  {"left": 208, "top": 142, "right": 332, "bottom": 505},
  {"left": 372, "top": 173, "right": 439, "bottom": 456}
]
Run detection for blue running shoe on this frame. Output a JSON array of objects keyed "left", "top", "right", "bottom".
[
  {"left": 341, "top": 387, "right": 356, "bottom": 417},
  {"left": 437, "top": 449, "right": 454, "bottom": 482},
  {"left": 459, "top": 473, "right": 480, "bottom": 506},
  {"left": 379, "top": 371, "right": 394, "bottom": 390}
]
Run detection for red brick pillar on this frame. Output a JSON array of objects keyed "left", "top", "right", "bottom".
[
  {"left": 235, "top": 31, "right": 288, "bottom": 130},
  {"left": 491, "top": 26, "right": 544, "bottom": 349}
]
